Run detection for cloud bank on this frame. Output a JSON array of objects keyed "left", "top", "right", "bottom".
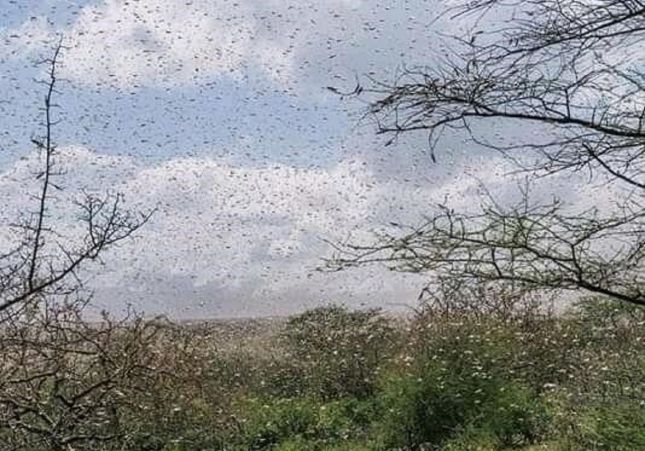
[{"left": 0, "top": 144, "right": 532, "bottom": 317}]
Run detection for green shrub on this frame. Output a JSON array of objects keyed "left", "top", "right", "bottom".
[
  {"left": 549, "top": 399, "right": 645, "bottom": 451},
  {"left": 375, "top": 368, "right": 549, "bottom": 449},
  {"left": 373, "top": 317, "right": 551, "bottom": 450},
  {"left": 279, "top": 305, "right": 399, "bottom": 400},
  {"left": 234, "top": 396, "right": 378, "bottom": 450},
  {"left": 242, "top": 398, "right": 320, "bottom": 449}
]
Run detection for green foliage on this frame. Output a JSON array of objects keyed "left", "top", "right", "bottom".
[
  {"left": 278, "top": 305, "right": 399, "bottom": 400},
  {"left": 572, "top": 296, "right": 645, "bottom": 328},
  {"left": 232, "top": 396, "right": 379, "bottom": 450},
  {"left": 546, "top": 397, "right": 645, "bottom": 451},
  {"left": 373, "top": 320, "right": 550, "bottom": 449}
]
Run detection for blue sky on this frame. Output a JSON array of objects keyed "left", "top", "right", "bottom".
[
  {"left": 1, "top": 0, "right": 456, "bottom": 171},
  {"left": 0, "top": 0, "right": 585, "bottom": 318},
  {"left": 1, "top": 3, "right": 351, "bottom": 169}
]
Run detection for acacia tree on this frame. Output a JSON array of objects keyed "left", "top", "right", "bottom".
[
  {"left": 0, "top": 40, "right": 167, "bottom": 449},
  {"left": 328, "top": 0, "right": 645, "bottom": 307},
  {"left": 0, "top": 40, "right": 153, "bottom": 319}
]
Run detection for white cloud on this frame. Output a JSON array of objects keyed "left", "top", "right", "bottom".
[
  {"left": 0, "top": 17, "right": 54, "bottom": 58},
  {"left": 0, "top": 141, "right": 601, "bottom": 317},
  {"left": 0, "top": 146, "right": 414, "bottom": 315},
  {"left": 2, "top": 0, "right": 448, "bottom": 91},
  {"left": 60, "top": 0, "right": 261, "bottom": 87},
  {"left": 1, "top": 0, "right": 301, "bottom": 88}
]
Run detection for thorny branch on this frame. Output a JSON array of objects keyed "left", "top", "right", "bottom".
[
  {"left": 0, "top": 40, "right": 160, "bottom": 449},
  {"left": 328, "top": 0, "right": 645, "bottom": 307},
  {"left": 0, "top": 39, "right": 154, "bottom": 317}
]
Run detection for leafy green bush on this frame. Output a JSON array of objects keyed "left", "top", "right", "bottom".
[
  {"left": 234, "top": 396, "right": 379, "bottom": 450},
  {"left": 373, "top": 324, "right": 551, "bottom": 450},
  {"left": 279, "top": 305, "right": 399, "bottom": 400},
  {"left": 545, "top": 396, "right": 645, "bottom": 451}
]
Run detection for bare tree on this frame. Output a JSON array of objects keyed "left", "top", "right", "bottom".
[
  {"left": 0, "top": 38, "right": 153, "bottom": 319},
  {"left": 0, "top": 40, "right": 161, "bottom": 449},
  {"left": 0, "top": 303, "right": 169, "bottom": 450},
  {"left": 327, "top": 0, "right": 645, "bottom": 307}
]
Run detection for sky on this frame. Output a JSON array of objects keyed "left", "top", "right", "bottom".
[{"left": 0, "top": 0, "right": 593, "bottom": 318}]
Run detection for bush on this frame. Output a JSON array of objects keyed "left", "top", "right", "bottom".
[
  {"left": 279, "top": 305, "right": 399, "bottom": 400},
  {"left": 374, "top": 354, "right": 550, "bottom": 449},
  {"left": 234, "top": 396, "right": 378, "bottom": 450},
  {"left": 547, "top": 397, "right": 645, "bottom": 451}
]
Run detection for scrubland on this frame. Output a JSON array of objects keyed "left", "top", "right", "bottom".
[{"left": 2, "top": 296, "right": 642, "bottom": 450}]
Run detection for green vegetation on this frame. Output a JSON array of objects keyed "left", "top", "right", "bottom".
[{"left": 5, "top": 298, "right": 640, "bottom": 450}]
